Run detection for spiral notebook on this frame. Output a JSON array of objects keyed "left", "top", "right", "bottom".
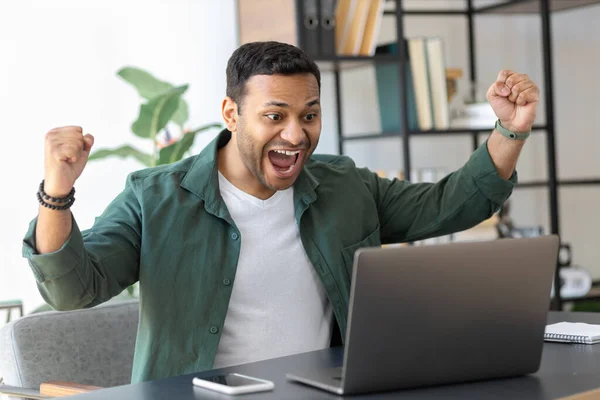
[{"left": 545, "top": 322, "right": 600, "bottom": 344}]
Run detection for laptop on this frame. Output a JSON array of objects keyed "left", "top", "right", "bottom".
[{"left": 286, "top": 235, "right": 560, "bottom": 395}]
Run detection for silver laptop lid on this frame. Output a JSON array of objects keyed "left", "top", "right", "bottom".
[{"left": 341, "top": 235, "right": 559, "bottom": 395}]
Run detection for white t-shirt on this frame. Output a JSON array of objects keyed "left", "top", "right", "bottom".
[{"left": 212, "top": 172, "right": 333, "bottom": 369}]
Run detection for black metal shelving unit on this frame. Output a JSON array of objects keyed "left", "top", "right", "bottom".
[{"left": 310, "top": 0, "right": 600, "bottom": 311}]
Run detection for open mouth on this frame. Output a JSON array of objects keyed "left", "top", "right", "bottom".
[{"left": 267, "top": 149, "right": 302, "bottom": 178}]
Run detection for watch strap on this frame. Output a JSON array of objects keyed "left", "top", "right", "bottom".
[{"left": 495, "top": 119, "right": 530, "bottom": 140}]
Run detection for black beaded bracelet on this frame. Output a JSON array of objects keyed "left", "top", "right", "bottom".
[
  {"left": 38, "top": 180, "right": 75, "bottom": 203},
  {"left": 37, "top": 180, "right": 76, "bottom": 210}
]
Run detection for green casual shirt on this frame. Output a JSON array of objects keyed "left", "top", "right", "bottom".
[{"left": 22, "top": 129, "right": 516, "bottom": 383}]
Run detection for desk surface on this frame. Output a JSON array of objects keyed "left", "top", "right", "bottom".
[{"left": 69, "top": 311, "right": 600, "bottom": 399}]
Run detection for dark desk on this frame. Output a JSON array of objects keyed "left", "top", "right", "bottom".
[{"left": 69, "top": 312, "right": 600, "bottom": 399}]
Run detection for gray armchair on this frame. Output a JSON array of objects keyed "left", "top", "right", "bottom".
[{"left": 0, "top": 299, "right": 139, "bottom": 399}]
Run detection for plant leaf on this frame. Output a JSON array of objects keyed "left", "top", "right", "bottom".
[
  {"left": 88, "top": 145, "right": 153, "bottom": 167},
  {"left": 131, "top": 85, "right": 189, "bottom": 139},
  {"left": 117, "top": 66, "right": 174, "bottom": 100},
  {"left": 171, "top": 98, "right": 189, "bottom": 127},
  {"left": 118, "top": 67, "right": 190, "bottom": 127},
  {"left": 157, "top": 123, "right": 222, "bottom": 165}
]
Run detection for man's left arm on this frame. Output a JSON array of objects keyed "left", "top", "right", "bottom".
[{"left": 361, "top": 70, "right": 538, "bottom": 243}]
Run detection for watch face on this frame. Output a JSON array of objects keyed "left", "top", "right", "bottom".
[{"left": 558, "top": 244, "right": 571, "bottom": 266}]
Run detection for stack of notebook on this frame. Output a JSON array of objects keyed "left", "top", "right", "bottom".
[{"left": 545, "top": 322, "right": 600, "bottom": 344}]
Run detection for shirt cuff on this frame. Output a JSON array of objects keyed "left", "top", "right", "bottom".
[
  {"left": 465, "top": 139, "right": 518, "bottom": 206},
  {"left": 22, "top": 215, "right": 84, "bottom": 283}
]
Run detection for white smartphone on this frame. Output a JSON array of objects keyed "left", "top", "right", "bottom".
[{"left": 192, "top": 373, "right": 275, "bottom": 395}]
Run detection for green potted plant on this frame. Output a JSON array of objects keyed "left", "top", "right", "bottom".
[{"left": 88, "top": 66, "right": 222, "bottom": 167}]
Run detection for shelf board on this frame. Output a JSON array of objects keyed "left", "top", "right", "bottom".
[
  {"left": 382, "top": 0, "right": 600, "bottom": 15},
  {"left": 475, "top": 0, "right": 600, "bottom": 14},
  {"left": 516, "top": 180, "right": 549, "bottom": 188},
  {"left": 515, "top": 178, "right": 600, "bottom": 189},
  {"left": 558, "top": 178, "right": 600, "bottom": 186},
  {"left": 316, "top": 54, "right": 401, "bottom": 72},
  {"left": 316, "top": 54, "right": 400, "bottom": 63},
  {"left": 340, "top": 124, "right": 547, "bottom": 141},
  {"left": 341, "top": 132, "right": 404, "bottom": 141},
  {"left": 564, "top": 286, "right": 600, "bottom": 302},
  {"left": 385, "top": 10, "right": 467, "bottom": 16},
  {"left": 409, "top": 128, "right": 495, "bottom": 136}
]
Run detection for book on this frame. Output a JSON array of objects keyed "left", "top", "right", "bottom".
[
  {"left": 358, "top": 0, "right": 384, "bottom": 56},
  {"left": 319, "top": 0, "right": 337, "bottom": 56},
  {"left": 374, "top": 40, "right": 419, "bottom": 133},
  {"left": 408, "top": 37, "right": 433, "bottom": 131},
  {"left": 425, "top": 37, "right": 450, "bottom": 130},
  {"left": 544, "top": 322, "right": 600, "bottom": 344},
  {"left": 296, "top": 0, "right": 320, "bottom": 57},
  {"left": 334, "top": 0, "right": 356, "bottom": 54},
  {"left": 339, "top": 0, "right": 370, "bottom": 55}
]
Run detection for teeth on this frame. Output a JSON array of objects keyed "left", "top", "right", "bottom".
[
  {"left": 282, "top": 163, "right": 296, "bottom": 173},
  {"left": 273, "top": 150, "right": 300, "bottom": 156}
]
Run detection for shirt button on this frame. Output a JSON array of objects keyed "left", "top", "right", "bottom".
[
  {"left": 223, "top": 278, "right": 231, "bottom": 286},
  {"left": 231, "top": 232, "right": 239, "bottom": 240},
  {"left": 209, "top": 326, "right": 219, "bottom": 334}
]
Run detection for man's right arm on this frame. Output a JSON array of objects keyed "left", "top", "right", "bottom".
[
  {"left": 24, "top": 176, "right": 143, "bottom": 311},
  {"left": 23, "top": 126, "right": 141, "bottom": 310}
]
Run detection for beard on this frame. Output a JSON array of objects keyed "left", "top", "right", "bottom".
[{"left": 236, "top": 123, "right": 282, "bottom": 192}]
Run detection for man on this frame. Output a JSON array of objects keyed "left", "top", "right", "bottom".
[{"left": 23, "top": 41, "right": 537, "bottom": 383}]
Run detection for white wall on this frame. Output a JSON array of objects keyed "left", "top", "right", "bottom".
[
  {"left": 0, "top": 0, "right": 237, "bottom": 313},
  {"left": 320, "top": 0, "right": 600, "bottom": 277}
]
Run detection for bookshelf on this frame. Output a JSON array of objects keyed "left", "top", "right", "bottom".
[{"left": 306, "top": 0, "right": 600, "bottom": 311}]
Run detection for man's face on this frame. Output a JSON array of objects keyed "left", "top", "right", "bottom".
[{"left": 234, "top": 73, "right": 321, "bottom": 192}]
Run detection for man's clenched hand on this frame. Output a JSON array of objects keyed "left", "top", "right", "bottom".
[{"left": 44, "top": 126, "right": 94, "bottom": 197}]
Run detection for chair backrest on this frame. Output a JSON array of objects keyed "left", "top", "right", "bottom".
[{"left": 0, "top": 299, "right": 139, "bottom": 390}]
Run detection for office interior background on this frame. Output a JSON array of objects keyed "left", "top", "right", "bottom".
[{"left": 0, "top": 0, "right": 599, "bottom": 316}]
